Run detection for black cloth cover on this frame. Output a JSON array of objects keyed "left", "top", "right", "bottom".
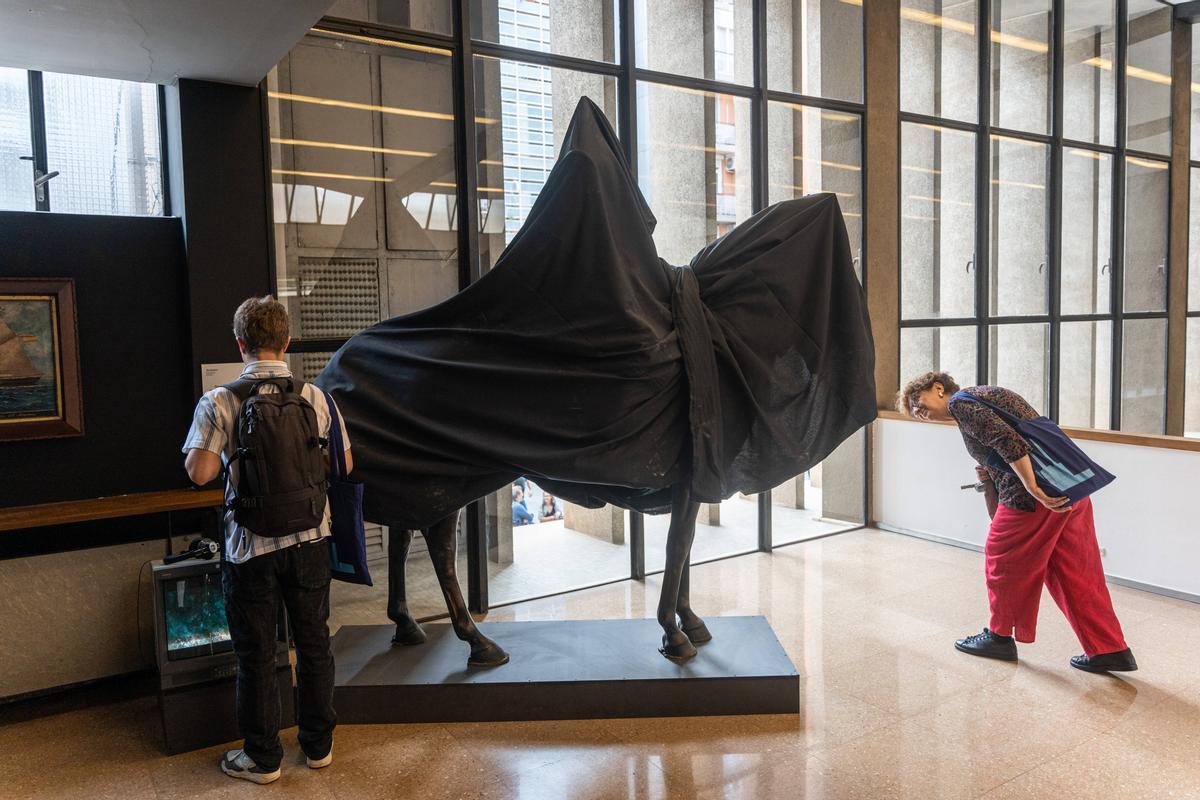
[{"left": 316, "top": 98, "right": 876, "bottom": 529}]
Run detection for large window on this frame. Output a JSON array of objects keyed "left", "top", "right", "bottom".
[
  {"left": 899, "top": 0, "right": 1175, "bottom": 435},
  {"left": 0, "top": 68, "right": 163, "bottom": 215},
  {"left": 268, "top": 1, "right": 867, "bottom": 618}
]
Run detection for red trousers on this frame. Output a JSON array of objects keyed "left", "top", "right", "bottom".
[{"left": 985, "top": 497, "right": 1127, "bottom": 657}]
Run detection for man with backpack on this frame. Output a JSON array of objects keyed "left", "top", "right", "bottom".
[{"left": 183, "top": 295, "right": 352, "bottom": 784}]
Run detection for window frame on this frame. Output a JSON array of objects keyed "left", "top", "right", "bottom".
[
  {"left": 898, "top": 0, "right": 1174, "bottom": 434},
  {"left": 274, "top": 1, "right": 869, "bottom": 613},
  {"left": 4, "top": 68, "right": 169, "bottom": 216}
]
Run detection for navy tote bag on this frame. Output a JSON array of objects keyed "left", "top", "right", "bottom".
[
  {"left": 322, "top": 390, "right": 373, "bottom": 586},
  {"left": 951, "top": 391, "right": 1115, "bottom": 504}
]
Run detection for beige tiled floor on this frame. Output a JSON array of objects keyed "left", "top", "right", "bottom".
[{"left": 3, "top": 528, "right": 1199, "bottom": 799}]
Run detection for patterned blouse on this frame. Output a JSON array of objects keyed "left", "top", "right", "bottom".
[{"left": 947, "top": 386, "right": 1036, "bottom": 512}]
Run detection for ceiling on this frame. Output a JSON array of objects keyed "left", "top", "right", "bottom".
[{"left": 0, "top": 0, "right": 335, "bottom": 86}]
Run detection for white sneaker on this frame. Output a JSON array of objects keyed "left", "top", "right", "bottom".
[
  {"left": 307, "top": 747, "right": 333, "bottom": 769},
  {"left": 219, "top": 749, "right": 281, "bottom": 784}
]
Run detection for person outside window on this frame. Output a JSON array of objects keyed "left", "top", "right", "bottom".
[
  {"left": 183, "top": 296, "right": 352, "bottom": 784},
  {"left": 539, "top": 492, "right": 563, "bottom": 522},
  {"left": 898, "top": 372, "right": 1136, "bottom": 673},
  {"left": 512, "top": 484, "right": 535, "bottom": 526}
]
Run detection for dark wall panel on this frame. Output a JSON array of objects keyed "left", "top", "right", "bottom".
[
  {"left": 171, "top": 78, "right": 274, "bottom": 372},
  {"left": 0, "top": 211, "right": 192, "bottom": 506}
]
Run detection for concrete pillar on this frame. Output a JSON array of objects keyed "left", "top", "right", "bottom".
[
  {"left": 487, "top": 487, "right": 513, "bottom": 564},
  {"left": 563, "top": 503, "right": 625, "bottom": 545},
  {"left": 771, "top": 476, "right": 805, "bottom": 509},
  {"left": 820, "top": 428, "right": 864, "bottom": 524},
  {"left": 1165, "top": 20, "right": 1191, "bottom": 436},
  {"left": 864, "top": 0, "right": 899, "bottom": 415}
]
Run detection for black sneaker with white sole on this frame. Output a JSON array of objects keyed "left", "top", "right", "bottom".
[
  {"left": 307, "top": 747, "right": 333, "bottom": 769},
  {"left": 220, "top": 749, "right": 281, "bottom": 784}
]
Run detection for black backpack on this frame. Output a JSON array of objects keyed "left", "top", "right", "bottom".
[{"left": 223, "top": 377, "right": 328, "bottom": 537}]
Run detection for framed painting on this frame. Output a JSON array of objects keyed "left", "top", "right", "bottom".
[{"left": 0, "top": 279, "right": 83, "bottom": 441}]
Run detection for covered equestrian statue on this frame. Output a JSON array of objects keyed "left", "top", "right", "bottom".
[{"left": 317, "top": 97, "right": 876, "bottom": 666}]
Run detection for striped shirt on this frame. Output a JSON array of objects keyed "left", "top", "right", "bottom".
[{"left": 182, "top": 360, "right": 351, "bottom": 563}]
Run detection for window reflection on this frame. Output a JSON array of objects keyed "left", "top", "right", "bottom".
[
  {"left": 637, "top": 83, "right": 752, "bottom": 266},
  {"left": 1125, "top": 0, "right": 1171, "bottom": 156},
  {"left": 767, "top": 103, "right": 862, "bottom": 279},
  {"left": 989, "top": 135, "right": 1049, "bottom": 316},
  {"left": 765, "top": 0, "right": 863, "bottom": 102},
  {"left": 1121, "top": 318, "right": 1166, "bottom": 434},
  {"left": 474, "top": 55, "right": 617, "bottom": 269},
  {"left": 1059, "top": 321, "right": 1112, "bottom": 430},
  {"left": 635, "top": 0, "right": 753, "bottom": 85},
  {"left": 1061, "top": 149, "right": 1112, "bottom": 315},
  {"left": 989, "top": 324, "right": 1048, "bottom": 414},
  {"left": 1123, "top": 156, "right": 1169, "bottom": 313},
  {"left": 268, "top": 32, "right": 461, "bottom": 336},
  {"left": 990, "top": 0, "right": 1051, "bottom": 134},
  {"left": 1064, "top": 0, "right": 1115, "bottom": 146},
  {"left": 901, "top": 0, "right": 979, "bottom": 123},
  {"left": 900, "top": 122, "right": 976, "bottom": 320},
  {"left": 472, "top": 0, "right": 619, "bottom": 63}
]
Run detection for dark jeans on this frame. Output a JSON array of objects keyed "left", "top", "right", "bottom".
[{"left": 222, "top": 539, "right": 336, "bottom": 770}]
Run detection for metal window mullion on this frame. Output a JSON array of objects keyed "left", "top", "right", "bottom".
[
  {"left": 752, "top": 0, "right": 771, "bottom": 552},
  {"left": 316, "top": 15, "right": 457, "bottom": 50},
  {"left": 1048, "top": 0, "right": 1065, "bottom": 420},
  {"left": 975, "top": 1, "right": 992, "bottom": 386},
  {"left": 1111, "top": 0, "right": 1129, "bottom": 431},
  {"left": 452, "top": 0, "right": 488, "bottom": 615},
  {"left": 619, "top": 0, "right": 646, "bottom": 581},
  {"left": 158, "top": 84, "right": 172, "bottom": 217},
  {"left": 471, "top": 40, "right": 622, "bottom": 76},
  {"left": 897, "top": 110, "right": 977, "bottom": 134},
  {"left": 632, "top": 67, "right": 756, "bottom": 99},
  {"left": 764, "top": 90, "right": 865, "bottom": 117},
  {"left": 27, "top": 70, "right": 49, "bottom": 211}
]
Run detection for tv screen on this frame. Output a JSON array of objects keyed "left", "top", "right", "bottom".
[{"left": 160, "top": 569, "right": 232, "bottom": 660}]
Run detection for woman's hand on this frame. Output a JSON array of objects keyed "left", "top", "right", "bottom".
[
  {"left": 974, "top": 465, "right": 991, "bottom": 483},
  {"left": 1009, "top": 454, "right": 1070, "bottom": 513},
  {"left": 1030, "top": 487, "right": 1071, "bottom": 513}
]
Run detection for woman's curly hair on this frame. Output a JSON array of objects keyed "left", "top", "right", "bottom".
[{"left": 896, "top": 371, "right": 961, "bottom": 417}]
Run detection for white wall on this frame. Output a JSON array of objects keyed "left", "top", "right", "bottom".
[{"left": 872, "top": 418, "right": 1200, "bottom": 599}]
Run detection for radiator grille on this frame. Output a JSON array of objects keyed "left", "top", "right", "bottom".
[{"left": 297, "top": 257, "right": 380, "bottom": 339}]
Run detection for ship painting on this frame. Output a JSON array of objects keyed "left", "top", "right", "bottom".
[
  {"left": 0, "top": 297, "right": 59, "bottom": 423},
  {"left": 0, "top": 319, "right": 43, "bottom": 387}
]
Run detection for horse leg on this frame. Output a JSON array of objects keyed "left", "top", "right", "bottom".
[
  {"left": 677, "top": 560, "right": 711, "bottom": 644},
  {"left": 657, "top": 484, "right": 701, "bottom": 662},
  {"left": 387, "top": 527, "right": 426, "bottom": 645},
  {"left": 424, "top": 512, "right": 510, "bottom": 668}
]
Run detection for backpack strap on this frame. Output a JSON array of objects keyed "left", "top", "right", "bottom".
[{"left": 217, "top": 376, "right": 307, "bottom": 483}]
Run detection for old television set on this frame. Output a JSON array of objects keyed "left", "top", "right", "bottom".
[
  {"left": 151, "top": 557, "right": 293, "bottom": 754},
  {"left": 156, "top": 559, "right": 232, "bottom": 662}
]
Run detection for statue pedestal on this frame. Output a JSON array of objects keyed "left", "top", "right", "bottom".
[{"left": 330, "top": 616, "right": 798, "bottom": 723}]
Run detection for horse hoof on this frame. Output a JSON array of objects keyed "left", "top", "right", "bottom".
[
  {"left": 391, "top": 619, "right": 427, "bottom": 646},
  {"left": 659, "top": 632, "right": 697, "bottom": 662},
  {"left": 468, "top": 641, "right": 510, "bottom": 668},
  {"left": 682, "top": 620, "right": 712, "bottom": 644}
]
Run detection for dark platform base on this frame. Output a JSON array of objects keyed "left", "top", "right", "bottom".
[{"left": 332, "top": 616, "right": 799, "bottom": 723}]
